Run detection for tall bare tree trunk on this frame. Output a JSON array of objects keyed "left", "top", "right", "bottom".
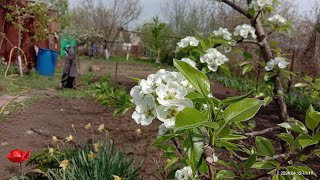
[{"left": 301, "top": 30, "right": 320, "bottom": 78}]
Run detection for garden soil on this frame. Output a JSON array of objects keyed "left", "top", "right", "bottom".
[{"left": 0, "top": 61, "right": 319, "bottom": 179}]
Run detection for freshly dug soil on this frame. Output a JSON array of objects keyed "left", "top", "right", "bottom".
[{"left": 0, "top": 96, "right": 162, "bottom": 179}]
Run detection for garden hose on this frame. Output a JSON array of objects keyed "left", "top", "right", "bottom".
[{"left": 4, "top": 47, "right": 28, "bottom": 79}]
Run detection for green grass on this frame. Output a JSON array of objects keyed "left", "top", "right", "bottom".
[
  {"left": 0, "top": 68, "right": 62, "bottom": 96},
  {"left": 78, "top": 56, "right": 154, "bottom": 64}
]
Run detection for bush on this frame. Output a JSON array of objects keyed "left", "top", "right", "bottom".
[
  {"left": 47, "top": 141, "right": 141, "bottom": 180},
  {"left": 93, "top": 77, "right": 133, "bottom": 116},
  {"left": 27, "top": 148, "right": 78, "bottom": 173}
]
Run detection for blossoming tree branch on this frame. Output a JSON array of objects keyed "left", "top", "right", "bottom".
[{"left": 128, "top": 0, "right": 320, "bottom": 179}]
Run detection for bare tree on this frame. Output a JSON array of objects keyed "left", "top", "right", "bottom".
[
  {"left": 161, "top": 0, "right": 217, "bottom": 36},
  {"left": 66, "top": 0, "right": 141, "bottom": 56}
]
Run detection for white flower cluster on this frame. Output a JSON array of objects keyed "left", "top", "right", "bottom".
[
  {"left": 268, "top": 14, "right": 287, "bottom": 24},
  {"left": 200, "top": 48, "right": 229, "bottom": 72},
  {"left": 177, "top": 36, "right": 199, "bottom": 49},
  {"left": 175, "top": 166, "right": 194, "bottom": 180},
  {"left": 249, "top": 0, "right": 273, "bottom": 11},
  {"left": 265, "top": 57, "right": 290, "bottom": 71},
  {"left": 213, "top": 27, "right": 232, "bottom": 41},
  {"left": 234, "top": 24, "right": 257, "bottom": 39},
  {"left": 131, "top": 69, "right": 194, "bottom": 132},
  {"left": 181, "top": 58, "right": 197, "bottom": 68}
]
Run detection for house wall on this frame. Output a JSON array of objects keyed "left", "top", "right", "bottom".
[{"left": 0, "top": 0, "right": 58, "bottom": 66}]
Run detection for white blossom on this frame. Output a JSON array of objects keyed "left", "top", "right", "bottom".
[
  {"left": 156, "top": 99, "right": 193, "bottom": 129},
  {"left": 177, "top": 36, "right": 199, "bottom": 48},
  {"left": 265, "top": 57, "right": 290, "bottom": 71},
  {"left": 234, "top": 24, "right": 257, "bottom": 39},
  {"left": 132, "top": 95, "right": 156, "bottom": 126},
  {"left": 158, "top": 124, "right": 168, "bottom": 135},
  {"left": 131, "top": 69, "right": 195, "bottom": 130},
  {"left": 156, "top": 81, "right": 188, "bottom": 106},
  {"left": 175, "top": 166, "right": 194, "bottom": 180},
  {"left": 130, "top": 85, "right": 145, "bottom": 104},
  {"left": 213, "top": 27, "right": 232, "bottom": 40},
  {"left": 212, "top": 153, "right": 219, "bottom": 162},
  {"left": 249, "top": 0, "right": 273, "bottom": 11},
  {"left": 268, "top": 14, "right": 287, "bottom": 24},
  {"left": 181, "top": 58, "right": 197, "bottom": 68},
  {"left": 200, "top": 48, "right": 229, "bottom": 72}
]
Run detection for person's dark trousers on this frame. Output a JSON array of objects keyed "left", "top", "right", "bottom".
[{"left": 65, "top": 77, "right": 75, "bottom": 88}]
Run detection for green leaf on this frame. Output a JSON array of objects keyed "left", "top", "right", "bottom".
[
  {"left": 312, "top": 149, "right": 320, "bottom": 156},
  {"left": 277, "top": 133, "right": 294, "bottom": 144},
  {"left": 242, "top": 64, "right": 253, "bottom": 75},
  {"left": 126, "top": 76, "right": 141, "bottom": 82},
  {"left": 218, "top": 121, "right": 230, "bottom": 137},
  {"left": 235, "top": 61, "right": 250, "bottom": 67},
  {"left": 201, "top": 121, "right": 219, "bottom": 129},
  {"left": 272, "top": 175, "right": 285, "bottom": 180},
  {"left": 152, "top": 134, "right": 179, "bottom": 146},
  {"left": 310, "top": 112, "right": 320, "bottom": 122},
  {"left": 223, "top": 98, "right": 264, "bottom": 123},
  {"left": 220, "top": 63, "right": 231, "bottom": 78},
  {"left": 297, "top": 135, "right": 318, "bottom": 148},
  {"left": 256, "top": 136, "right": 275, "bottom": 157},
  {"left": 216, "top": 170, "right": 236, "bottom": 180},
  {"left": 252, "top": 161, "right": 275, "bottom": 169},
  {"left": 305, "top": 105, "right": 318, "bottom": 131},
  {"left": 244, "top": 154, "right": 257, "bottom": 169},
  {"left": 184, "top": 129, "right": 204, "bottom": 170},
  {"left": 299, "top": 155, "right": 309, "bottom": 162},
  {"left": 174, "top": 60, "right": 210, "bottom": 97},
  {"left": 216, "top": 140, "right": 242, "bottom": 151},
  {"left": 270, "top": 41, "right": 280, "bottom": 48},
  {"left": 165, "top": 157, "right": 178, "bottom": 169},
  {"left": 175, "top": 107, "right": 208, "bottom": 131},
  {"left": 294, "top": 83, "right": 308, "bottom": 88},
  {"left": 278, "top": 121, "right": 308, "bottom": 134},
  {"left": 186, "top": 92, "right": 206, "bottom": 103},
  {"left": 243, "top": 51, "right": 253, "bottom": 60},
  {"left": 221, "top": 90, "right": 254, "bottom": 105},
  {"left": 220, "top": 134, "right": 247, "bottom": 141}
]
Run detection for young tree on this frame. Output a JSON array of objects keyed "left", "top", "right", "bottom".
[{"left": 142, "top": 17, "right": 167, "bottom": 65}]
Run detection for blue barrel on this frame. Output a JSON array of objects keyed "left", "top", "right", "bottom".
[{"left": 36, "top": 48, "right": 58, "bottom": 77}]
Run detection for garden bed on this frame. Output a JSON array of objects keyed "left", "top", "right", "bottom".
[{"left": 0, "top": 60, "right": 319, "bottom": 179}]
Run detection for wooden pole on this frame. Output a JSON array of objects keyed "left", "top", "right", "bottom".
[{"left": 287, "top": 47, "right": 297, "bottom": 93}]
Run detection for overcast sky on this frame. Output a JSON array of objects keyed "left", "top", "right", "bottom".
[{"left": 69, "top": 0, "right": 316, "bottom": 28}]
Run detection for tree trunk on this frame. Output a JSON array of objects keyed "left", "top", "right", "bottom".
[{"left": 252, "top": 18, "right": 289, "bottom": 122}]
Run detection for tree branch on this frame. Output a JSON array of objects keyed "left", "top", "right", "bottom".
[
  {"left": 172, "top": 138, "right": 185, "bottom": 157},
  {"left": 241, "top": 39, "right": 263, "bottom": 46},
  {"left": 219, "top": 0, "right": 251, "bottom": 19},
  {"left": 233, "top": 152, "right": 288, "bottom": 161},
  {"left": 244, "top": 127, "right": 281, "bottom": 136},
  {"left": 252, "top": 10, "right": 262, "bottom": 24},
  {"left": 201, "top": 128, "right": 215, "bottom": 180}
]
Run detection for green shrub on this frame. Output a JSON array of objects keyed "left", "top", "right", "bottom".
[
  {"left": 47, "top": 141, "right": 141, "bottom": 180},
  {"left": 93, "top": 77, "right": 133, "bottom": 116},
  {"left": 27, "top": 148, "right": 78, "bottom": 173}
]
